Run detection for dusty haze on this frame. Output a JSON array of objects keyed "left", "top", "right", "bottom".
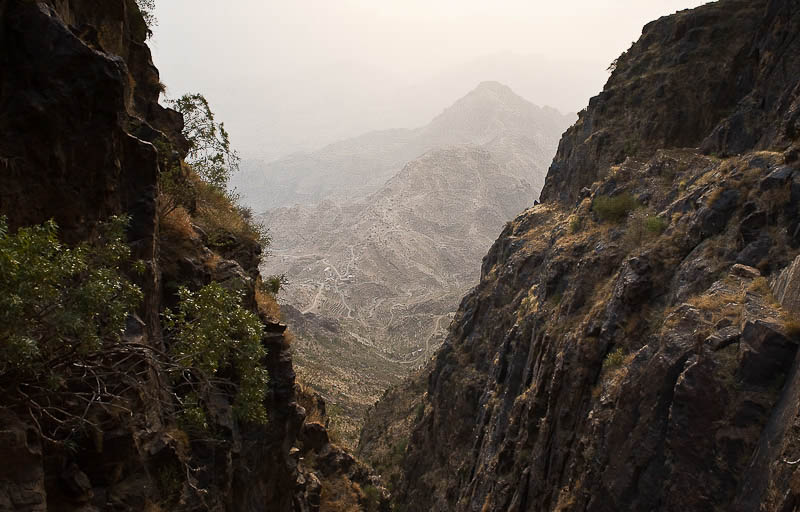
[{"left": 150, "top": 0, "right": 709, "bottom": 160}]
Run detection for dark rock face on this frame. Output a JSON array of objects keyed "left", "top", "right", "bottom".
[
  {"left": 361, "top": 1, "right": 800, "bottom": 510},
  {"left": 0, "top": 1, "right": 372, "bottom": 510},
  {"left": 540, "top": 0, "right": 800, "bottom": 205}
]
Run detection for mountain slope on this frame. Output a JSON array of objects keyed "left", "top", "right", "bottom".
[
  {"left": 233, "top": 82, "right": 573, "bottom": 211},
  {"left": 259, "top": 83, "right": 570, "bottom": 443},
  {"left": 360, "top": 1, "right": 800, "bottom": 510},
  {"left": 265, "top": 146, "right": 543, "bottom": 442}
]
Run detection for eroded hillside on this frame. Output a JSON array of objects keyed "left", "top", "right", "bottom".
[{"left": 360, "top": 0, "right": 800, "bottom": 510}]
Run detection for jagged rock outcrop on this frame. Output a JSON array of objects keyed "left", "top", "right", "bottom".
[
  {"left": 361, "top": 1, "right": 800, "bottom": 510},
  {"left": 540, "top": 0, "right": 800, "bottom": 204},
  {"left": 0, "top": 1, "right": 381, "bottom": 510}
]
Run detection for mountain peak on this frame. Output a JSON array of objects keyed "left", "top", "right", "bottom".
[
  {"left": 471, "top": 80, "right": 515, "bottom": 94},
  {"left": 459, "top": 81, "right": 531, "bottom": 109}
]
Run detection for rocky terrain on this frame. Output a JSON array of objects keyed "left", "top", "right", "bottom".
[
  {"left": 233, "top": 81, "right": 572, "bottom": 211},
  {"left": 0, "top": 2, "right": 385, "bottom": 510},
  {"left": 360, "top": 0, "right": 800, "bottom": 510},
  {"left": 260, "top": 84, "right": 573, "bottom": 444}
]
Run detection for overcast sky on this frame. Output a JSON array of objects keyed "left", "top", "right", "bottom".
[{"left": 150, "top": 1, "right": 710, "bottom": 160}]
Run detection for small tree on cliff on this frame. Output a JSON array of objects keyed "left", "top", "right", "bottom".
[{"left": 168, "top": 93, "right": 240, "bottom": 191}]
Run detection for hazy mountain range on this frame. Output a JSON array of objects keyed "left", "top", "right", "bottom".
[
  {"left": 251, "top": 82, "right": 573, "bottom": 440},
  {"left": 233, "top": 81, "right": 573, "bottom": 211}
]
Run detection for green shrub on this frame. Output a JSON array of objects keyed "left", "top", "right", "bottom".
[
  {"left": 0, "top": 216, "right": 142, "bottom": 377},
  {"left": 164, "top": 282, "right": 268, "bottom": 423},
  {"left": 644, "top": 215, "right": 667, "bottom": 234},
  {"left": 593, "top": 193, "right": 639, "bottom": 223},
  {"left": 602, "top": 347, "right": 626, "bottom": 371},
  {"left": 262, "top": 274, "right": 288, "bottom": 295},
  {"left": 568, "top": 214, "right": 582, "bottom": 234},
  {"left": 362, "top": 485, "right": 382, "bottom": 512}
]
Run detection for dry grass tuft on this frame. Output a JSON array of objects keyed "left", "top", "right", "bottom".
[
  {"left": 255, "top": 283, "right": 282, "bottom": 321},
  {"left": 159, "top": 205, "right": 196, "bottom": 242},
  {"left": 194, "top": 181, "right": 269, "bottom": 249},
  {"left": 296, "top": 379, "right": 326, "bottom": 424},
  {"left": 784, "top": 319, "right": 800, "bottom": 339},
  {"left": 319, "top": 475, "right": 363, "bottom": 512}
]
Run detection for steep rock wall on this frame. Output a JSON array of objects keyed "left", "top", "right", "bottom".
[
  {"left": 0, "top": 2, "right": 382, "bottom": 510},
  {"left": 362, "top": 1, "right": 800, "bottom": 510}
]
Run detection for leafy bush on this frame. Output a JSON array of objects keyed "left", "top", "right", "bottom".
[
  {"left": 593, "top": 193, "right": 639, "bottom": 223},
  {"left": 0, "top": 216, "right": 142, "bottom": 378},
  {"left": 164, "top": 282, "right": 268, "bottom": 423}
]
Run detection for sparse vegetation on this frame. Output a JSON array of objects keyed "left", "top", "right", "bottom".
[
  {"left": 255, "top": 280, "right": 282, "bottom": 320},
  {"left": 193, "top": 178, "right": 271, "bottom": 249},
  {"left": 623, "top": 209, "right": 667, "bottom": 249},
  {"left": 645, "top": 215, "right": 668, "bottom": 234},
  {"left": 168, "top": 93, "right": 239, "bottom": 190},
  {"left": 134, "top": 0, "right": 157, "bottom": 38},
  {"left": 362, "top": 484, "right": 383, "bottom": 512},
  {"left": 262, "top": 273, "right": 289, "bottom": 295},
  {"left": 593, "top": 193, "right": 639, "bottom": 223}
]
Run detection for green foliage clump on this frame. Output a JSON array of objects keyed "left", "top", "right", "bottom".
[
  {"left": 602, "top": 347, "right": 626, "bottom": 371},
  {"left": 593, "top": 193, "right": 639, "bottom": 223},
  {"left": 623, "top": 209, "right": 668, "bottom": 249},
  {"left": 644, "top": 215, "right": 668, "bottom": 234},
  {"left": 568, "top": 214, "right": 583, "bottom": 234},
  {"left": 362, "top": 485, "right": 382, "bottom": 512},
  {"left": 164, "top": 282, "right": 268, "bottom": 424},
  {"left": 0, "top": 216, "right": 142, "bottom": 378},
  {"left": 262, "top": 274, "right": 288, "bottom": 295}
]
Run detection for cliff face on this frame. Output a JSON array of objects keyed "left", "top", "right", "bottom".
[
  {"left": 361, "top": 1, "right": 800, "bottom": 510},
  {"left": 540, "top": 0, "right": 800, "bottom": 204},
  {"left": 0, "top": 2, "right": 383, "bottom": 511}
]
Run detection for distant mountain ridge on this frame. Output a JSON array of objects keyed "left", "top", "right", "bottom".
[
  {"left": 233, "top": 81, "right": 573, "bottom": 211},
  {"left": 256, "top": 83, "right": 572, "bottom": 442}
]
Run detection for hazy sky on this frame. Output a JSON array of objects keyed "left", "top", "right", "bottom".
[{"left": 150, "top": 1, "right": 709, "bottom": 160}]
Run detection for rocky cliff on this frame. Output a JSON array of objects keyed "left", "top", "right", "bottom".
[
  {"left": 0, "top": 1, "right": 384, "bottom": 510},
  {"left": 360, "top": 0, "right": 800, "bottom": 510}
]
